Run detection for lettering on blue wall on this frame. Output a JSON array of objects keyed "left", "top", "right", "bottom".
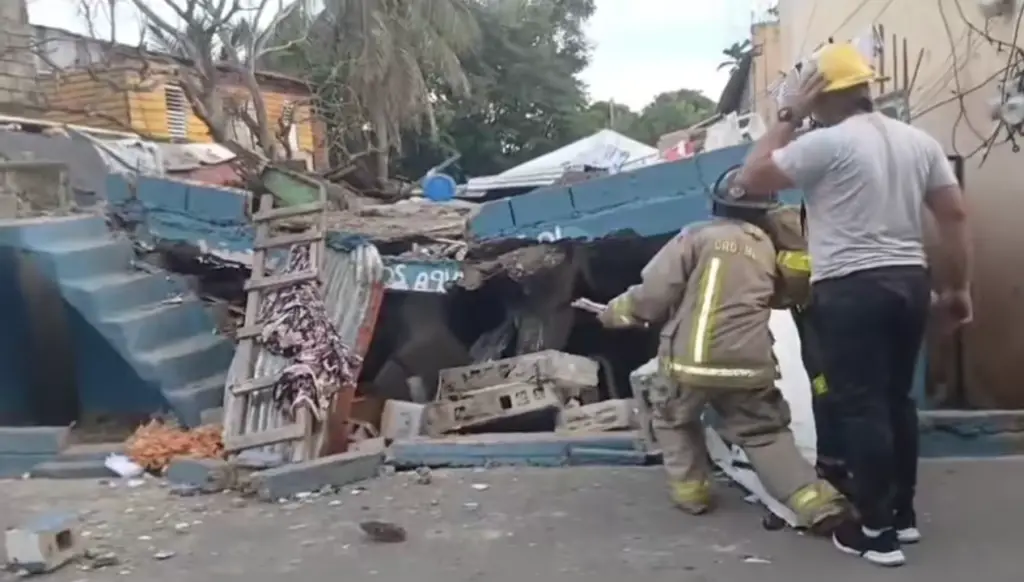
[
  {"left": 534, "top": 225, "right": 590, "bottom": 242},
  {"left": 383, "top": 262, "right": 463, "bottom": 293}
]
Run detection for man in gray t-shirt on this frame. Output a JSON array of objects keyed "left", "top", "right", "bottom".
[{"left": 733, "top": 43, "right": 970, "bottom": 568}]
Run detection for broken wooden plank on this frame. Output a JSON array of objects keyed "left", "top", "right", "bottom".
[
  {"left": 224, "top": 424, "right": 306, "bottom": 452},
  {"left": 254, "top": 230, "right": 323, "bottom": 250},
  {"left": 244, "top": 270, "right": 318, "bottom": 291},
  {"left": 252, "top": 201, "right": 325, "bottom": 222}
]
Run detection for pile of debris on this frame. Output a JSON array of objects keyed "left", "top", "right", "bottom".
[{"left": 381, "top": 350, "right": 636, "bottom": 441}]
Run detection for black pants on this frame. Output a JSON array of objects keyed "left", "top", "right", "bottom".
[
  {"left": 790, "top": 308, "right": 846, "bottom": 464},
  {"left": 811, "top": 266, "right": 930, "bottom": 529}
]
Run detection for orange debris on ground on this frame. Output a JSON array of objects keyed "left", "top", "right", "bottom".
[{"left": 125, "top": 420, "right": 225, "bottom": 473}]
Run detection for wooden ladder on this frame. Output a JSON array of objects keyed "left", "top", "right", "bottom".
[{"left": 222, "top": 171, "right": 328, "bottom": 459}]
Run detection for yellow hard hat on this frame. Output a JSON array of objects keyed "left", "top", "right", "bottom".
[{"left": 813, "top": 43, "right": 879, "bottom": 93}]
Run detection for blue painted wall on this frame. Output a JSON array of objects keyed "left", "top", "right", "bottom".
[{"left": 0, "top": 247, "right": 32, "bottom": 424}]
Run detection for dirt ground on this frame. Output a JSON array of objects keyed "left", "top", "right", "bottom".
[{"left": 1, "top": 459, "right": 1022, "bottom": 582}]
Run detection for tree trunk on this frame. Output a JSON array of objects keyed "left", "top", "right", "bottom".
[{"left": 373, "top": 110, "right": 390, "bottom": 185}]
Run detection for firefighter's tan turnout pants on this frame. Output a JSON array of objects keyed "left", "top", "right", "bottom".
[{"left": 649, "top": 378, "right": 844, "bottom": 529}]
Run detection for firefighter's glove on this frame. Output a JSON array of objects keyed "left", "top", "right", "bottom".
[{"left": 597, "top": 296, "right": 637, "bottom": 329}]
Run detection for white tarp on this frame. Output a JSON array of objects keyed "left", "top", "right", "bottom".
[{"left": 462, "top": 129, "right": 659, "bottom": 197}]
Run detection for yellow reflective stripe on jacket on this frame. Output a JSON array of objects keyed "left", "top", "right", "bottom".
[
  {"left": 663, "top": 360, "right": 762, "bottom": 379},
  {"left": 777, "top": 250, "right": 811, "bottom": 273},
  {"left": 691, "top": 256, "right": 724, "bottom": 363},
  {"left": 812, "top": 374, "right": 828, "bottom": 396}
]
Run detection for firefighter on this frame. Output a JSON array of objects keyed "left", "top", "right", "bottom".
[
  {"left": 759, "top": 204, "right": 852, "bottom": 499},
  {"left": 594, "top": 167, "right": 847, "bottom": 535}
]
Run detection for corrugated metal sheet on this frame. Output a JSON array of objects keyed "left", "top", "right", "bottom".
[{"left": 224, "top": 240, "right": 386, "bottom": 461}]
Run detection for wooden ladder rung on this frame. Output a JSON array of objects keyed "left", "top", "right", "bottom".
[
  {"left": 234, "top": 324, "right": 264, "bottom": 340},
  {"left": 252, "top": 201, "right": 326, "bottom": 222},
  {"left": 230, "top": 373, "right": 279, "bottom": 395},
  {"left": 255, "top": 230, "right": 323, "bottom": 249},
  {"left": 244, "top": 269, "right": 318, "bottom": 291},
  {"left": 224, "top": 423, "right": 306, "bottom": 452}
]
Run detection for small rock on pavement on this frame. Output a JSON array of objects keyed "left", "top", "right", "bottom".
[
  {"left": 359, "top": 521, "right": 407, "bottom": 543},
  {"left": 414, "top": 466, "right": 432, "bottom": 485},
  {"left": 83, "top": 549, "right": 120, "bottom": 569},
  {"left": 152, "top": 550, "right": 176, "bottom": 561}
]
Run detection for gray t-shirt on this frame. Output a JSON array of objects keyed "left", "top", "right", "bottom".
[{"left": 771, "top": 112, "right": 958, "bottom": 283}]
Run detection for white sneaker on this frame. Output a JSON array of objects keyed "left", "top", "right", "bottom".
[{"left": 897, "top": 526, "right": 921, "bottom": 544}]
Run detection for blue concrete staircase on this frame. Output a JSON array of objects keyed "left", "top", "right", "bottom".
[{"left": 7, "top": 215, "right": 233, "bottom": 427}]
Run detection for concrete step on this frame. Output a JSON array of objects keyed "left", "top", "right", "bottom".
[
  {"left": 101, "top": 301, "right": 212, "bottom": 352},
  {"left": 164, "top": 372, "right": 229, "bottom": 428},
  {"left": 30, "top": 459, "right": 114, "bottom": 479},
  {"left": 8, "top": 215, "right": 111, "bottom": 246},
  {"left": 59, "top": 442, "right": 126, "bottom": 462},
  {"left": 63, "top": 271, "right": 186, "bottom": 316},
  {"left": 137, "top": 334, "right": 234, "bottom": 390},
  {"left": 27, "top": 238, "right": 135, "bottom": 279}
]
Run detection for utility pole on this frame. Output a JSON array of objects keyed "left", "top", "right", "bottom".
[{"left": 608, "top": 99, "right": 616, "bottom": 129}]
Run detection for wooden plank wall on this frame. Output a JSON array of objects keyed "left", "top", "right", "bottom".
[
  {"left": 36, "top": 70, "right": 132, "bottom": 132},
  {"left": 127, "top": 81, "right": 316, "bottom": 156}
]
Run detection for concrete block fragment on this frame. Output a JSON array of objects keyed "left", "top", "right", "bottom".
[
  {"left": 165, "top": 457, "right": 236, "bottom": 493},
  {"left": 437, "top": 350, "right": 599, "bottom": 402},
  {"left": 246, "top": 450, "right": 384, "bottom": 501},
  {"left": 234, "top": 450, "right": 285, "bottom": 470},
  {"left": 0, "top": 426, "right": 70, "bottom": 454},
  {"left": 567, "top": 446, "right": 648, "bottom": 466},
  {"left": 424, "top": 382, "right": 561, "bottom": 436},
  {"left": 389, "top": 432, "right": 637, "bottom": 469},
  {"left": 557, "top": 399, "right": 636, "bottom": 433},
  {"left": 380, "top": 400, "right": 426, "bottom": 441},
  {"left": 3, "top": 512, "right": 82, "bottom": 574}
]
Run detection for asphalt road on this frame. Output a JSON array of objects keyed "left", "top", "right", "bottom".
[{"left": 2, "top": 458, "right": 1021, "bottom": 582}]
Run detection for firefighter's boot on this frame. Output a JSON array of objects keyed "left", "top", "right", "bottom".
[
  {"left": 787, "top": 480, "right": 849, "bottom": 535},
  {"left": 669, "top": 479, "right": 715, "bottom": 515}
]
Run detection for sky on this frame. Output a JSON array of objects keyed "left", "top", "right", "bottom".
[{"left": 27, "top": 0, "right": 769, "bottom": 112}]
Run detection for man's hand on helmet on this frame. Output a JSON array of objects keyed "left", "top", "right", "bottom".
[{"left": 779, "top": 63, "right": 830, "bottom": 121}]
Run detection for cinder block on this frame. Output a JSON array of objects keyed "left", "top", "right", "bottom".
[
  {"left": 557, "top": 399, "right": 636, "bottom": 433},
  {"left": 165, "top": 457, "right": 236, "bottom": 493},
  {"left": 437, "top": 351, "right": 599, "bottom": 402},
  {"left": 3, "top": 512, "right": 82, "bottom": 574},
  {"left": 0, "top": 426, "right": 70, "bottom": 455},
  {"left": 246, "top": 450, "right": 384, "bottom": 501},
  {"left": 424, "top": 382, "right": 561, "bottom": 436}
]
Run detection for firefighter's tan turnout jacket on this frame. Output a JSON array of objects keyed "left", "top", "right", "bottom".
[
  {"left": 599, "top": 218, "right": 779, "bottom": 389},
  {"left": 760, "top": 205, "right": 812, "bottom": 309}
]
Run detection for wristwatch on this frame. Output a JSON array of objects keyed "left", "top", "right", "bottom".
[{"left": 777, "top": 107, "right": 802, "bottom": 125}]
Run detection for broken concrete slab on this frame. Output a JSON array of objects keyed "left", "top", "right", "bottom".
[
  {"left": 0, "top": 426, "right": 70, "bottom": 455},
  {"left": 165, "top": 457, "right": 237, "bottom": 493},
  {"left": 388, "top": 432, "right": 638, "bottom": 469},
  {"left": 244, "top": 450, "right": 384, "bottom": 501},
  {"left": 437, "top": 350, "right": 599, "bottom": 402}
]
